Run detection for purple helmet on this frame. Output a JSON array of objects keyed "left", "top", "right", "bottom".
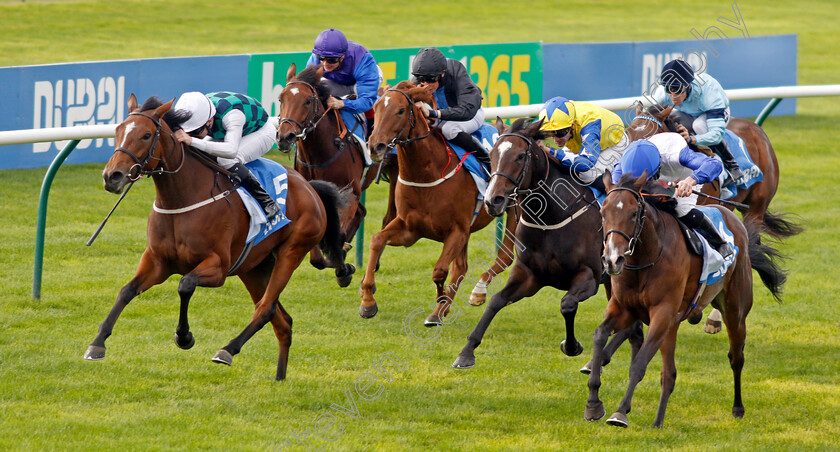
[{"left": 313, "top": 28, "right": 348, "bottom": 58}]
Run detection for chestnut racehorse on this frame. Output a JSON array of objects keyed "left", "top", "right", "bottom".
[
  {"left": 275, "top": 64, "right": 399, "bottom": 285},
  {"left": 586, "top": 172, "right": 786, "bottom": 428},
  {"left": 86, "top": 95, "right": 348, "bottom": 380},
  {"left": 452, "top": 117, "right": 608, "bottom": 369},
  {"left": 363, "top": 81, "right": 517, "bottom": 324}
]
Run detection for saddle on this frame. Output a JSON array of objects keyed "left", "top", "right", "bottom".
[{"left": 675, "top": 218, "right": 705, "bottom": 257}]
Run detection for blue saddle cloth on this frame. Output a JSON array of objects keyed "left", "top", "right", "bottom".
[
  {"left": 242, "top": 159, "right": 292, "bottom": 246},
  {"left": 443, "top": 123, "right": 498, "bottom": 200},
  {"left": 720, "top": 130, "right": 762, "bottom": 199},
  {"left": 695, "top": 206, "right": 739, "bottom": 285}
]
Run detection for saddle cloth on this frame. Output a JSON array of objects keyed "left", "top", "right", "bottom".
[
  {"left": 238, "top": 158, "right": 292, "bottom": 246},
  {"left": 444, "top": 123, "right": 498, "bottom": 201},
  {"left": 719, "top": 129, "right": 762, "bottom": 199},
  {"left": 695, "top": 206, "right": 739, "bottom": 284}
]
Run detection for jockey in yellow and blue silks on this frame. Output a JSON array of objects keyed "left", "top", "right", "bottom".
[
  {"left": 652, "top": 59, "right": 743, "bottom": 183},
  {"left": 537, "top": 96, "right": 628, "bottom": 185}
]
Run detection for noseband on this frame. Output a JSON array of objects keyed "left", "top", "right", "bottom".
[
  {"left": 382, "top": 88, "right": 431, "bottom": 148},
  {"left": 603, "top": 186, "right": 664, "bottom": 270},
  {"left": 115, "top": 111, "right": 183, "bottom": 180},
  {"left": 278, "top": 80, "right": 327, "bottom": 140}
]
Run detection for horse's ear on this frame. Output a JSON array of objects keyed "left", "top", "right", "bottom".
[
  {"left": 525, "top": 118, "right": 544, "bottom": 136},
  {"left": 603, "top": 170, "right": 614, "bottom": 191},
  {"left": 127, "top": 93, "right": 139, "bottom": 113},
  {"left": 494, "top": 116, "right": 506, "bottom": 134},
  {"left": 407, "top": 86, "right": 433, "bottom": 104},
  {"left": 658, "top": 106, "right": 674, "bottom": 119},
  {"left": 634, "top": 170, "right": 648, "bottom": 190},
  {"left": 153, "top": 98, "right": 174, "bottom": 119},
  {"left": 315, "top": 64, "right": 325, "bottom": 80},
  {"left": 635, "top": 102, "right": 643, "bottom": 116},
  {"left": 378, "top": 83, "right": 391, "bottom": 97},
  {"left": 286, "top": 63, "right": 297, "bottom": 83}
]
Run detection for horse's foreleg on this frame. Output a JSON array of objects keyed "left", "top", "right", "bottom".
[
  {"left": 85, "top": 250, "right": 170, "bottom": 360},
  {"left": 608, "top": 306, "right": 678, "bottom": 428},
  {"left": 175, "top": 254, "right": 227, "bottom": 350},
  {"left": 426, "top": 231, "right": 468, "bottom": 326},
  {"left": 470, "top": 210, "right": 518, "bottom": 306},
  {"left": 453, "top": 263, "right": 540, "bottom": 369},
  {"left": 580, "top": 321, "right": 644, "bottom": 375},
  {"left": 213, "top": 243, "right": 308, "bottom": 380},
  {"left": 652, "top": 327, "right": 679, "bottom": 428},
  {"left": 559, "top": 270, "right": 599, "bottom": 357},
  {"left": 359, "top": 218, "right": 416, "bottom": 318},
  {"left": 586, "top": 301, "right": 630, "bottom": 422}
]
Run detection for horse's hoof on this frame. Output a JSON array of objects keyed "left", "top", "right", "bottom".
[
  {"left": 703, "top": 319, "right": 722, "bottom": 334},
  {"left": 606, "top": 412, "right": 629, "bottom": 428},
  {"left": 359, "top": 303, "right": 378, "bottom": 319},
  {"left": 732, "top": 406, "right": 745, "bottom": 418},
  {"left": 580, "top": 361, "right": 593, "bottom": 374},
  {"left": 424, "top": 314, "right": 442, "bottom": 327},
  {"left": 336, "top": 264, "right": 355, "bottom": 288},
  {"left": 688, "top": 311, "right": 703, "bottom": 324},
  {"left": 560, "top": 339, "right": 584, "bottom": 357},
  {"left": 84, "top": 345, "right": 106, "bottom": 360},
  {"left": 211, "top": 349, "right": 233, "bottom": 366},
  {"left": 174, "top": 332, "right": 195, "bottom": 350},
  {"left": 343, "top": 242, "right": 353, "bottom": 251},
  {"left": 584, "top": 402, "right": 606, "bottom": 422},
  {"left": 468, "top": 292, "right": 486, "bottom": 306},
  {"left": 452, "top": 354, "right": 475, "bottom": 369}
]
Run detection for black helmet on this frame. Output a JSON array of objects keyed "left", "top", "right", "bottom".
[{"left": 412, "top": 47, "right": 446, "bottom": 78}]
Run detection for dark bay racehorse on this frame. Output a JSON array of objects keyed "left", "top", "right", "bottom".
[
  {"left": 363, "top": 81, "right": 518, "bottom": 324},
  {"left": 452, "top": 117, "right": 607, "bottom": 368},
  {"left": 585, "top": 172, "right": 787, "bottom": 428},
  {"left": 86, "top": 94, "right": 348, "bottom": 380},
  {"left": 275, "top": 64, "right": 398, "bottom": 285},
  {"left": 626, "top": 103, "right": 801, "bottom": 239}
]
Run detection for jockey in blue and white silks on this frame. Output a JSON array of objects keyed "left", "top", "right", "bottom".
[
  {"left": 305, "top": 28, "right": 382, "bottom": 138},
  {"left": 611, "top": 134, "right": 731, "bottom": 257},
  {"left": 652, "top": 59, "right": 743, "bottom": 183}
]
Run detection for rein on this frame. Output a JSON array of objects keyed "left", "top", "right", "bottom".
[
  {"left": 278, "top": 80, "right": 328, "bottom": 141},
  {"left": 603, "top": 186, "right": 665, "bottom": 270},
  {"left": 115, "top": 111, "right": 187, "bottom": 180},
  {"left": 384, "top": 88, "right": 431, "bottom": 148}
]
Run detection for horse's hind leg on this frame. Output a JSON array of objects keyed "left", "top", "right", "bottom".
[
  {"left": 453, "top": 263, "right": 540, "bottom": 369},
  {"left": 85, "top": 250, "right": 170, "bottom": 360},
  {"left": 174, "top": 255, "right": 228, "bottom": 350},
  {"left": 722, "top": 284, "right": 752, "bottom": 418},
  {"left": 426, "top": 231, "right": 468, "bottom": 326},
  {"left": 560, "top": 270, "right": 599, "bottom": 357}
]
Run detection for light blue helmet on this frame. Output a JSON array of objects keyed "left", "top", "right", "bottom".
[{"left": 616, "top": 140, "right": 660, "bottom": 181}]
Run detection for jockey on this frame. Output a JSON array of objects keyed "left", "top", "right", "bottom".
[
  {"left": 536, "top": 96, "right": 628, "bottom": 186},
  {"left": 305, "top": 28, "right": 382, "bottom": 138},
  {"left": 410, "top": 47, "right": 491, "bottom": 168},
  {"left": 173, "top": 91, "right": 280, "bottom": 220},
  {"left": 652, "top": 59, "right": 744, "bottom": 184},
  {"left": 611, "top": 133, "right": 732, "bottom": 257}
]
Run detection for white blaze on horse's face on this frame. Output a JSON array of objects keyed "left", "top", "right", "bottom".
[
  {"left": 290, "top": 87, "right": 299, "bottom": 96},
  {"left": 497, "top": 140, "right": 513, "bottom": 159},
  {"left": 119, "top": 123, "right": 136, "bottom": 149},
  {"left": 383, "top": 95, "right": 390, "bottom": 107}
]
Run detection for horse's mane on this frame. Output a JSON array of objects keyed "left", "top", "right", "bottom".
[
  {"left": 141, "top": 96, "right": 192, "bottom": 131},
  {"left": 508, "top": 117, "right": 531, "bottom": 134},
  {"left": 616, "top": 173, "right": 679, "bottom": 215},
  {"left": 295, "top": 65, "right": 332, "bottom": 105}
]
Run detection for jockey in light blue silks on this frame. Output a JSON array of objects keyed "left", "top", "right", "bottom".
[
  {"left": 652, "top": 59, "right": 744, "bottom": 184},
  {"left": 611, "top": 134, "right": 731, "bottom": 258},
  {"left": 305, "top": 28, "right": 382, "bottom": 140}
]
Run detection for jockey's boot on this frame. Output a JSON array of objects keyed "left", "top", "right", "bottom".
[
  {"left": 450, "top": 132, "right": 492, "bottom": 175},
  {"left": 682, "top": 208, "right": 733, "bottom": 258},
  {"left": 709, "top": 140, "right": 744, "bottom": 185},
  {"left": 229, "top": 163, "right": 280, "bottom": 220}
]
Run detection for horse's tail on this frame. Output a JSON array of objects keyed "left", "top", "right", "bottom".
[
  {"left": 747, "top": 223, "right": 788, "bottom": 303},
  {"left": 309, "top": 180, "right": 350, "bottom": 261},
  {"left": 762, "top": 210, "right": 804, "bottom": 239}
]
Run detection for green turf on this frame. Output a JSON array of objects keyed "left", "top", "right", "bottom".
[{"left": 1, "top": 1, "right": 839, "bottom": 451}]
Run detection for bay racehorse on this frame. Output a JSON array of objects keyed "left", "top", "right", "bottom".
[
  {"left": 363, "top": 81, "right": 517, "bottom": 324},
  {"left": 585, "top": 172, "right": 787, "bottom": 428},
  {"left": 86, "top": 94, "right": 349, "bottom": 380},
  {"left": 275, "top": 63, "right": 398, "bottom": 285},
  {"left": 452, "top": 117, "right": 607, "bottom": 368}
]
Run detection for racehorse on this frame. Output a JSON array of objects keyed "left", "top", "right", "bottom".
[
  {"left": 362, "top": 81, "right": 518, "bottom": 324},
  {"left": 275, "top": 63, "right": 398, "bottom": 284},
  {"left": 626, "top": 103, "right": 802, "bottom": 239},
  {"left": 86, "top": 94, "right": 349, "bottom": 381},
  {"left": 585, "top": 171, "right": 787, "bottom": 428},
  {"left": 452, "top": 117, "right": 606, "bottom": 368}
]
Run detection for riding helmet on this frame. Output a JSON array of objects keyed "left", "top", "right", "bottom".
[
  {"left": 617, "top": 140, "right": 661, "bottom": 180},
  {"left": 412, "top": 47, "right": 447, "bottom": 78},
  {"left": 538, "top": 96, "right": 576, "bottom": 131},
  {"left": 174, "top": 92, "right": 216, "bottom": 133},
  {"left": 313, "top": 28, "right": 348, "bottom": 57},
  {"left": 659, "top": 59, "right": 695, "bottom": 90}
]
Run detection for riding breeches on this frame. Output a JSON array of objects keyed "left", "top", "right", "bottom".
[
  {"left": 438, "top": 108, "right": 486, "bottom": 140},
  {"left": 217, "top": 117, "right": 280, "bottom": 169}
]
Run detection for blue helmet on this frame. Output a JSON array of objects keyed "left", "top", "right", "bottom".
[
  {"left": 313, "top": 28, "right": 348, "bottom": 58},
  {"left": 659, "top": 59, "right": 694, "bottom": 90},
  {"left": 616, "top": 140, "right": 660, "bottom": 181}
]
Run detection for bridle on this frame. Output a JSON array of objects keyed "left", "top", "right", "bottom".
[
  {"left": 381, "top": 88, "right": 431, "bottom": 148},
  {"left": 115, "top": 111, "right": 185, "bottom": 180},
  {"left": 603, "top": 186, "right": 664, "bottom": 270},
  {"left": 489, "top": 132, "right": 540, "bottom": 202},
  {"left": 278, "top": 80, "right": 328, "bottom": 140}
]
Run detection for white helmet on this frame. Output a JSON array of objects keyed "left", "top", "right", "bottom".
[{"left": 174, "top": 92, "right": 216, "bottom": 132}]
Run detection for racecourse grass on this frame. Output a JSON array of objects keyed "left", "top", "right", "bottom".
[{"left": 1, "top": 1, "right": 839, "bottom": 451}]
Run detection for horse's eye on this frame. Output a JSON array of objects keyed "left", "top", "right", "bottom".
[
  {"left": 398, "top": 108, "right": 405, "bottom": 115},
  {"left": 631, "top": 211, "right": 637, "bottom": 219},
  {"left": 143, "top": 133, "right": 152, "bottom": 140},
  {"left": 304, "top": 98, "right": 312, "bottom": 105},
  {"left": 516, "top": 153, "right": 525, "bottom": 161}
]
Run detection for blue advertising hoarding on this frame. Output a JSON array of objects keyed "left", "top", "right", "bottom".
[{"left": 0, "top": 55, "right": 248, "bottom": 169}]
